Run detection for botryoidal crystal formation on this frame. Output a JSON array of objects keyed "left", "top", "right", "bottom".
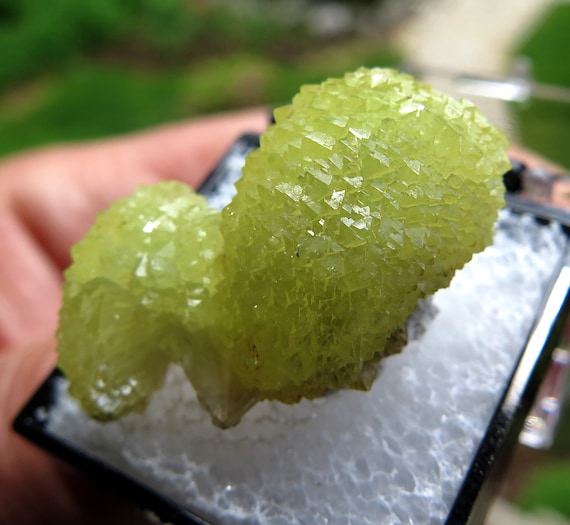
[{"left": 57, "top": 68, "right": 510, "bottom": 427}]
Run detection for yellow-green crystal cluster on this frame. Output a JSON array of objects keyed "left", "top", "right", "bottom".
[
  {"left": 57, "top": 68, "right": 510, "bottom": 427},
  {"left": 218, "top": 68, "right": 509, "bottom": 401},
  {"left": 58, "top": 183, "right": 225, "bottom": 419}
]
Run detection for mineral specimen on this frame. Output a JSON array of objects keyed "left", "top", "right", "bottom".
[
  {"left": 57, "top": 183, "right": 224, "bottom": 419},
  {"left": 57, "top": 68, "right": 510, "bottom": 427}
]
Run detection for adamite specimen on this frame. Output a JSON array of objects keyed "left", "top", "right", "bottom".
[
  {"left": 219, "top": 69, "right": 509, "bottom": 401},
  {"left": 57, "top": 68, "right": 510, "bottom": 427},
  {"left": 58, "top": 183, "right": 224, "bottom": 419}
]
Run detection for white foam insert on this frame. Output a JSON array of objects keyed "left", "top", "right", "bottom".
[{"left": 48, "top": 211, "right": 567, "bottom": 524}]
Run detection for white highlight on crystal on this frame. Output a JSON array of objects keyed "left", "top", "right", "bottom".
[{"left": 143, "top": 221, "right": 157, "bottom": 233}]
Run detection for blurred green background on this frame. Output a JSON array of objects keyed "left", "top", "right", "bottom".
[
  {"left": 512, "top": 5, "right": 570, "bottom": 519},
  {"left": 0, "top": 0, "right": 402, "bottom": 156},
  {"left": 514, "top": 2, "right": 570, "bottom": 169},
  {"left": 0, "top": 0, "right": 569, "bottom": 169},
  {"left": 0, "top": 0, "right": 569, "bottom": 521}
]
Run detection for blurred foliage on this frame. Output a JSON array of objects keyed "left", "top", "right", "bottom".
[
  {"left": 0, "top": 0, "right": 399, "bottom": 157},
  {"left": 0, "top": 0, "right": 293, "bottom": 90},
  {"left": 517, "top": 462, "right": 570, "bottom": 519},
  {"left": 517, "top": 3, "right": 570, "bottom": 88},
  {"left": 511, "top": 5, "right": 570, "bottom": 516},
  {"left": 513, "top": 98, "right": 570, "bottom": 171},
  {"left": 0, "top": 67, "right": 186, "bottom": 152},
  {"left": 0, "top": 0, "right": 129, "bottom": 90},
  {"left": 0, "top": 43, "right": 398, "bottom": 156},
  {"left": 513, "top": 3, "right": 570, "bottom": 169}
]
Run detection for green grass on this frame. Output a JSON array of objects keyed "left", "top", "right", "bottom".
[
  {"left": 0, "top": 0, "right": 309, "bottom": 156},
  {"left": 0, "top": 65, "right": 188, "bottom": 156},
  {"left": 513, "top": 3, "right": 570, "bottom": 168},
  {"left": 0, "top": 0, "right": 401, "bottom": 158},
  {"left": 517, "top": 462, "right": 570, "bottom": 519},
  {"left": 0, "top": 0, "right": 292, "bottom": 89},
  {"left": 513, "top": 98, "right": 570, "bottom": 169},
  {"left": 0, "top": 46, "right": 399, "bottom": 158},
  {"left": 517, "top": 4, "right": 570, "bottom": 87}
]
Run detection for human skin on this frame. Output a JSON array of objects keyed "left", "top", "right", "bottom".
[
  {"left": 0, "top": 108, "right": 267, "bottom": 525},
  {"left": 0, "top": 115, "right": 560, "bottom": 524}
]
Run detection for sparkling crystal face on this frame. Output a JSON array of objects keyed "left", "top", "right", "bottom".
[{"left": 57, "top": 68, "right": 510, "bottom": 427}]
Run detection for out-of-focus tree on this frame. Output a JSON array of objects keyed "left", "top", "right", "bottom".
[{"left": 0, "top": 0, "right": 294, "bottom": 92}]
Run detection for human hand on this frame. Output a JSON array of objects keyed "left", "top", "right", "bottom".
[{"left": 0, "top": 108, "right": 267, "bottom": 525}]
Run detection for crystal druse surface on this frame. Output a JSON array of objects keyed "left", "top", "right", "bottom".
[
  {"left": 56, "top": 67, "right": 510, "bottom": 425},
  {"left": 219, "top": 68, "right": 509, "bottom": 400},
  {"left": 48, "top": 212, "right": 567, "bottom": 525},
  {"left": 58, "top": 183, "right": 225, "bottom": 419}
]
